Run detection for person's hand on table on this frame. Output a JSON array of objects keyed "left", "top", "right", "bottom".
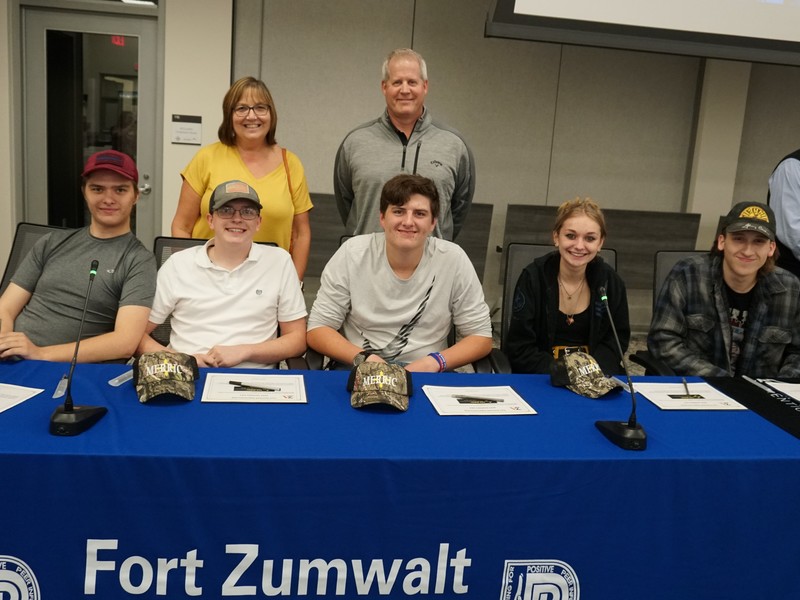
[
  {"left": 202, "top": 345, "right": 246, "bottom": 368},
  {"left": 404, "top": 354, "right": 441, "bottom": 373},
  {"left": 0, "top": 331, "right": 42, "bottom": 360}
]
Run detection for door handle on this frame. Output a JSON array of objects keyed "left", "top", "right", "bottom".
[{"left": 138, "top": 183, "right": 152, "bottom": 195}]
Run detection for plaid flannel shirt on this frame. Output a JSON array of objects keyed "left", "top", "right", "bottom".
[{"left": 648, "top": 253, "right": 800, "bottom": 377}]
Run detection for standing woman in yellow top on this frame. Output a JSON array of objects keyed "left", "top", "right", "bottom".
[{"left": 171, "top": 76, "right": 313, "bottom": 280}]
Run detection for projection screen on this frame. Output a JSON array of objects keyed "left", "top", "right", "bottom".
[{"left": 485, "top": 0, "right": 800, "bottom": 65}]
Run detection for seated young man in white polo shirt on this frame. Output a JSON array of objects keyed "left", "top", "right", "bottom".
[{"left": 138, "top": 180, "right": 306, "bottom": 368}]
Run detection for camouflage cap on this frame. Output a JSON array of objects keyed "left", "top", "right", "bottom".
[
  {"left": 347, "top": 362, "right": 412, "bottom": 411},
  {"left": 563, "top": 351, "right": 621, "bottom": 398},
  {"left": 134, "top": 351, "right": 199, "bottom": 403}
]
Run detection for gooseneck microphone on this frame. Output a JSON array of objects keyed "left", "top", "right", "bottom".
[
  {"left": 50, "top": 260, "right": 108, "bottom": 436},
  {"left": 594, "top": 286, "right": 646, "bottom": 450}
]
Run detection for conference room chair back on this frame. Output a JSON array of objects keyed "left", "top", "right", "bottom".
[
  {"left": 652, "top": 249, "right": 706, "bottom": 310},
  {"left": 1, "top": 222, "right": 68, "bottom": 296},
  {"left": 629, "top": 249, "right": 705, "bottom": 376},
  {"left": 499, "top": 243, "right": 617, "bottom": 352}
]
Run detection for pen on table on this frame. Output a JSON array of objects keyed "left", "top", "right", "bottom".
[
  {"left": 108, "top": 369, "right": 134, "bottom": 387},
  {"left": 682, "top": 377, "right": 691, "bottom": 397},
  {"left": 452, "top": 395, "right": 502, "bottom": 404},
  {"left": 229, "top": 380, "right": 279, "bottom": 392},
  {"left": 53, "top": 374, "right": 68, "bottom": 398}
]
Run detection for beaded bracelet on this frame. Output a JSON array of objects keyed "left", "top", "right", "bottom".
[{"left": 428, "top": 352, "right": 447, "bottom": 373}]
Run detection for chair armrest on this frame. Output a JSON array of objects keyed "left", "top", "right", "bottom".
[
  {"left": 487, "top": 348, "right": 512, "bottom": 374},
  {"left": 472, "top": 354, "right": 494, "bottom": 373},
  {"left": 629, "top": 350, "right": 675, "bottom": 376},
  {"left": 284, "top": 356, "right": 309, "bottom": 370},
  {"left": 305, "top": 348, "right": 325, "bottom": 370}
]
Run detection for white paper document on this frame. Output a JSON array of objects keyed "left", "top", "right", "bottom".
[
  {"left": 201, "top": 373, "right": 307, "bottom": 404},
  {"left": 0, "top": 383, "right": 44, "bottom": 414},
  {"left": 632, "top": 381, "right": 746, "bottom": 411},
  {"left": 744, "top": 377, "right": 800, "bottom": 402},
  {"left": 422, "top": 385, "right": 536, "bottom": 416}
]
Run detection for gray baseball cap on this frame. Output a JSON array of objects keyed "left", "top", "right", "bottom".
[{"left": 209, "top": 180, "right": 263, "bottom": 212}]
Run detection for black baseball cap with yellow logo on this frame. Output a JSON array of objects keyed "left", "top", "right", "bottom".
[{"left": 723, "top": 202, "right": 776, "bottom": 241}]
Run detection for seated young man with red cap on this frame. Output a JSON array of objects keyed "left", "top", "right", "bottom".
[{"left": 0, "top": 150, "right": 156, "bottom": 363}]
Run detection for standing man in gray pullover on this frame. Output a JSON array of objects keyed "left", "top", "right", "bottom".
[{"left": 334, "top": 48, "right": 475, "bottom": 241}]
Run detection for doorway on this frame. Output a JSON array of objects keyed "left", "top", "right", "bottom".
[{"left": 21, "top": 4, "right": 159, "bottom": 245}]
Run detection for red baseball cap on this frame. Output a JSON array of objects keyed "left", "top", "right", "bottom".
[{"left": 82, "top": 150, "right": 139, "bottom": 183}]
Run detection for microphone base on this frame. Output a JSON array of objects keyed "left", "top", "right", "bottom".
[
  {"left": 595, "top": 420, "right": 647, "bottom": 451},
  {"left": 50, "top": 405, "right": 108, "bottom": 436}
]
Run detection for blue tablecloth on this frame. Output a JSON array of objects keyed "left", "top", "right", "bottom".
[{"left": 1, "top": 359, "right": 799, "bottom": 599}]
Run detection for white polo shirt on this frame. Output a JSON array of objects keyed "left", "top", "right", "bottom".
[{"left": 150, "top": 240, "right": 306, "bottom": 368}]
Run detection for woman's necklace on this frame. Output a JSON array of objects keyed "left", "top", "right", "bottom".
[{"left": 558, "top": 275, "right": 586, "bottom": 325}]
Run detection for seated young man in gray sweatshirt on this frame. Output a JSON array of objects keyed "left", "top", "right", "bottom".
[{"left": 308, "top": 174, "right": 492, "bottom": 372}]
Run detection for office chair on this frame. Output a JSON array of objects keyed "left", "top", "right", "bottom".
[
  {"left": 1, "top": 222, "right": 68, "bottom": 295},
  {"left": 489, "top": 242, "right": 617, "bottom": 372},
  {"left": 150, "top": 237, "right": 209, "bottom": 346},
  {"left": 651, "top": 250, "right": 705, "bottom": 310},
  {"left": 629, "top": 249, "right": 704, "bottom": 375}
]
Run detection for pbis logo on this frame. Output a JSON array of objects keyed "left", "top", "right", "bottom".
[
  {"left": 0, "top": 555, "right": 41, "bottom": 600},
  {"left": 500, "top": 559, "right": 579, "bottom": 600}
]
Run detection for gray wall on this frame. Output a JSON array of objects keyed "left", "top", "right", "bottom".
[
  {"left": 246, "top": 0, "right": 703, "bottom": 208},
  {"left": 735, "top": 62, "right": 800, "bottom": 204},
  {"left": 233, "top": 0, "right": 800, "bottom": 311}
]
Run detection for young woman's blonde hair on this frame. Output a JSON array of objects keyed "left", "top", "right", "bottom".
[{"left": 553, "top": 197, "right": 607, "bottom": 239}]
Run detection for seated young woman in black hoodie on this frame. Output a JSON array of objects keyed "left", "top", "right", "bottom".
[{"left": 506, "top": 198, "right": 630, "bottom": 375}]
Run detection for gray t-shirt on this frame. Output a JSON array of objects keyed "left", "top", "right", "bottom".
[
  {"left": 12, "top": 227, "right": 156, "bottom": 346},
  {"left": 308, "top": 233, "right": 491, "bottom": 363}
]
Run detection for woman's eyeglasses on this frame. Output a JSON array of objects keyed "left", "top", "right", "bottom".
[{"left": 233, "top": 104, "right": 270, "bottom": 117}]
